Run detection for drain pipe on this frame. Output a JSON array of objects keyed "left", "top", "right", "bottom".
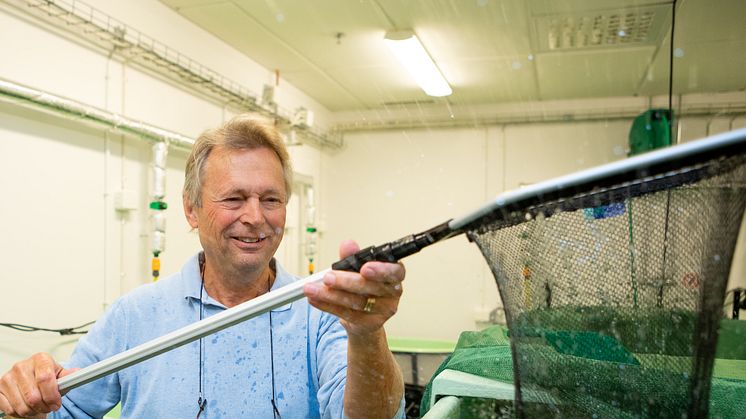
[{"left": 150, "top": 142, "right": 169, "bottom": 281}]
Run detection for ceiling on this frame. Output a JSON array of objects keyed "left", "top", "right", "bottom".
[{"left": 159, "top": 0, "right": 746, "bottom": 112}]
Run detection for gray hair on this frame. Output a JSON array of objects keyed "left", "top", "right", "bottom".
[{"left": 183, "top": 115, "right": 293, "bottom": 208}]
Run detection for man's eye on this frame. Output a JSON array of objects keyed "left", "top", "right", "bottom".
[{"left": 264, "top": 197, "right": 284, "bottom": 205}]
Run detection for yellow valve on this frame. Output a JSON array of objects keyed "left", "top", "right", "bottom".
[
  {"left": 308, "top": 261, "right": 315, "bottom": 275},
  {"left": 152, "top": 256, "right": 161, "bottom": 282}
]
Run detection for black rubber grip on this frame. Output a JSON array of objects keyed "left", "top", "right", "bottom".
[{"left": 331, "top": 221, "right": 454, "bottom": 272}]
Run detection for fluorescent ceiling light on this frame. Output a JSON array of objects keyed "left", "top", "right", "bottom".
[{"left": 385, "top": 30, "right": 452, "bottom": 97}]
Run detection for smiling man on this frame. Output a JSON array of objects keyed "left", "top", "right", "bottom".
[{"left": 0, "top": 115, "right": 405, "bottom": 418}]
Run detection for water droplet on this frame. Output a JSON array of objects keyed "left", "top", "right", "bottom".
[
  {"left": 511, "top": 61, "right": 522, "bottom": 70},
  {"left": 674, "top": 48, "right": 684, "bottom": 58},
  {"left": 276, "top": 13, "right": 285, "bottom": 23},
  {"left": 477, "top": 0, "right": 489, "bottom": 6},
  {"left": 618, "top": 30, "right": 626, "bottom": 37},
  {"left": 527, "top": 54, "right": 534, "bottom": 61}
]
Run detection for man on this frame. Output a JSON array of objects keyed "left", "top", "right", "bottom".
[{"left": 0, "top": 115, "right": 405, "bottom": 418}]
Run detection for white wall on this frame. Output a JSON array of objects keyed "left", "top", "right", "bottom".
[{"left": 0, "top": 0, "right": 326, "bottom": 373}]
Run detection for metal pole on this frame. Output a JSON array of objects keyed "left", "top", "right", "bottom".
[{"left": 0, "top": 270, "right": 328, "bottom": 418}]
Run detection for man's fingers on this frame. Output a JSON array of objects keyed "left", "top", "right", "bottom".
[
  {"left": 33, "top": 356, "right": 62, "bottom": 411},
  {"left": 360, "top": 261, "right": 406, "bottom": 284},
  {"left": 323, "top": 271, "right": 403, "bottom": 298},
  {"left": 16, "top": 369, "right": 51, "bottom": 414},
  {"left": 0, "top": 392, "right": 11, "bottom": 416},
  {"left": 306, "top": 284, "right": 398, "bottom": 318},
  {"left": 314, "top": 285, "right": 370, "bottom": 312},
  {"left": 1, "top": 372, "right": 36, "bottom": 417},
  {"left": 306, "top": 297, "right": 357, "bottom": 322},
  {"left": 338, "top": 240, "right": 360, "bottom": 259}
]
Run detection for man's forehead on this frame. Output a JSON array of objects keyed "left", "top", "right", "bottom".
[
  {"left": 203, "top": 146, "right": 285, "bottom": 192},
  {"left": 208, "top": 145, "right": 277, "bottom": 163}
]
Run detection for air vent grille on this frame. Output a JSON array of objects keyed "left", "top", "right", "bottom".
[{"left": 534, "top": 5, "right": 670, "bottom": 51}]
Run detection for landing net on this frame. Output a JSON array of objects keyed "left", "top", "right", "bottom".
[{"left": 466, "top": 152, "right": 746, "bottom": 418}]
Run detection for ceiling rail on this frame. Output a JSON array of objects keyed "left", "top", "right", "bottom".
[
  {"left": 3, "top": 0, "right": 342, "bottom": 150},
  {"left": 332, "top": 106, "right": 746, "bottom": 133}
]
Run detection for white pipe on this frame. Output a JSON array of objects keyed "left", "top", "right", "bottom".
[
  {"left": 151, "top": 142, "right": 169, "bottom": 256},
  {"left": 0, "top": 78, "right": 195, "bottom": 150},
  {"left": 151, "top": 142, "right": 169, "bottom": 199}
]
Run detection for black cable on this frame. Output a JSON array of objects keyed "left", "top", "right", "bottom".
[
  {"left": 0, "top": 321, "right": 94, "bottom": 336},
  {"left": 268, "top": 273, "right": 281, "bottom": 419},
  {"left": 196, "top": 254, "right": 207, "bottom": 419},
  {"left": 668, "top": 0, "right": 677, "bottom": 136},
  {"left": 658, "top": 0, "right": 678, "bottom": 308}
]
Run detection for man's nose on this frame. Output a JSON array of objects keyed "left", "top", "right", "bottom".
[{"left": 239, "top": 199, "right": 264, "bottom": 225}]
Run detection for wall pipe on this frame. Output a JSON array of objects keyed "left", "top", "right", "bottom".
[
  {"left": 332, "top": 107, "right": 746, "bottom": 134},
  {"left": 0, "top": 78, "right": 195, "bottom": 150}
]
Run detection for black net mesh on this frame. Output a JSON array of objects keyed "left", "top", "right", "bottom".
[{"left": 466, "top": 154, "right": 746, "bottom": 418}]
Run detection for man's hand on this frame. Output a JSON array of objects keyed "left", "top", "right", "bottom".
[
  {"left": 304, "top": 240, "right": 406, "bottom": 336},
  {"left": 0, "top": 353, "right": 77, "bottom": 418}
]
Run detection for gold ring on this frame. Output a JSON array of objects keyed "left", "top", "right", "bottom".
[{"left": 363, "top": 296, "right": 376, "bottom": 313}]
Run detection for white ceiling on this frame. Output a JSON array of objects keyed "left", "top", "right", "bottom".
[{"left": 159, "top": 0, "right": 746, "bottom": 112}]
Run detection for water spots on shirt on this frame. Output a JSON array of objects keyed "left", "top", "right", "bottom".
[
  {"left": 292, "top": 350, "right": 300, "bottom": 360},
  {"left": 277, "top": 391, "right": 284, "bottom": 400},
  {"left": 234, "top": 357, "right": 247, "bottom": 365},
  {"left": 251, "top": 340, "right": 258, "bottom": 348},
  {"left": 207, "top": 399, "right": 223, "bottom": 419}
]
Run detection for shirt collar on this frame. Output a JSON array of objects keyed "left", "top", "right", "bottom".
[{"left": 182, "top": 252, "right": 294, "bottom": 312}]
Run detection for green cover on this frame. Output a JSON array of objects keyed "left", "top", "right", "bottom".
[
  {"left": 628, "top": 109, "right": 672, "bottom": 156},
  {"left": 421, "top": 316, "right": 746, "bottom": 418}
]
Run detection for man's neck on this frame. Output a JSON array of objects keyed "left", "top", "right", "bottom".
[{"left": 200, "top": 255, "right": 275, "bottom": 308}]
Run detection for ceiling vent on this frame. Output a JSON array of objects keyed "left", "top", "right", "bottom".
[{"left": 533, "top": 4, "right": 671, "bottom": 51}]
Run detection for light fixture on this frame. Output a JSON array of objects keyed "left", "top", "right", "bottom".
[{"left": 384, "top": 30, "right": 452, "bottom": 97}]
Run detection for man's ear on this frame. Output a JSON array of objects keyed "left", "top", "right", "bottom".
[{"left": 184, "top": 194, "right": 199, "bottom": 229}]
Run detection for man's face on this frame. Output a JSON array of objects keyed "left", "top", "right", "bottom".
[{"left": 185, "top": 146, "right": 287, "bottom": 277}]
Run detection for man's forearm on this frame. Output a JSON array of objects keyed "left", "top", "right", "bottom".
[{"left": 344, "top": 328, "right": 404, "bottom": 418}]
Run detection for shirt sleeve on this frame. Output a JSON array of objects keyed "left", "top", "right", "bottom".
[
  {"left": 49, "top": 298, "right": 127, "bottom": 418},
  {"left": 313, "top": 311, "right": 348, "bottom": 419},
  {"left": 313, "top": 312, "right": 405, "bottom": 419}
]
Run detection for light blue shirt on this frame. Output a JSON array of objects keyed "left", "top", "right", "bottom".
[{"left": 51, "top": 253, "right": 383, "bottom": 418}]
